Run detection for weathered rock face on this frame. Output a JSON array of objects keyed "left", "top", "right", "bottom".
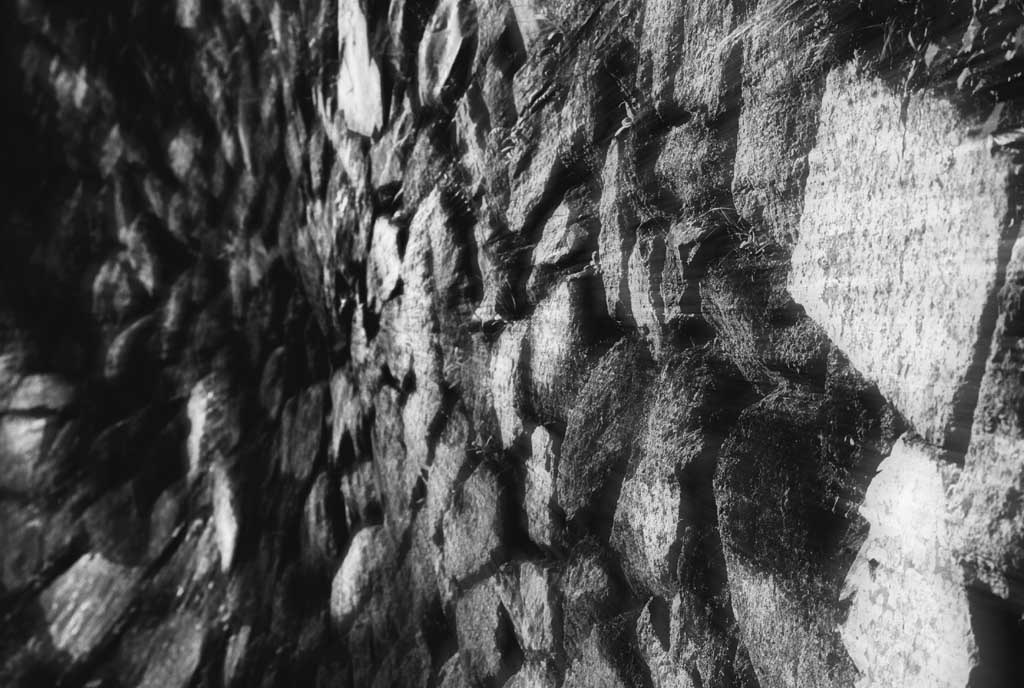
[
  {"left": 840, "top": 436, "right": 976, "bottom": 688},
  {"left": 3, "top": 0, "right": 1024, "bottom": 686},
  {"left": 789, "top": 63, "right": 1018, "bottom": 451}
]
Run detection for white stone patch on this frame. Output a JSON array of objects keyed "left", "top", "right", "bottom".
[
  {"left": 525, "top": 426, "right": 557, "bottom": 547},
  {"left": 330, "top": 525, "right": 384, "bottom": 628},
  {"left": 212, "top": 464, "right": 239, "bottom": 572},
  {"left": 790, "top": 63, "right": 1016, "bottom": 446},
  {"left": 367, "top": 215, "right": 403, "bottom": 311},
  {"left": 40, "top": 553, "right": 141, "bottom": 659},
  {"left": 337, "top": 0, "right": 383, "bottom": 137},
  {"left": 417, "top": 0, "right": 477, "bottom": 108},
  {"left": 840, "top": 435, "right": 976, "bottom": 688}
]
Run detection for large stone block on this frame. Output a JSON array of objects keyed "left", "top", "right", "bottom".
[
  {"left": 611, "top": 349, "right": 740, "bottom": 597},
  {"left": 337, "top": 0, "right": 383, "bottom": 136},
  {"left": 840, "top": 436, "right": 976, "bottom": 688},
  {"left": 558, "top": 338, "right": 653, "bottom": 524},
  {"left": 40, "top": 553, "right": 142, "bottom": 660},
  {"left": 525, "top": 426, "right": 558, "bottom": 547},
  {"left": 496, "top": 560, "right": 560, "bottom": 655},
  {"left": 951, "top": 234, "right": 1024, "bottom": 605},
  {"left": 418, "top": 0, "right": 478, "bottom": 109},
  {"left": 640, "top": 0, "right": 735, "bottom": 114},
  {"left": 330, "top": 525, "right": 389, "bottom": 630},
  {"left": 715, "top": 387, "right": 894, "bottom": 688},
  {"left": 441, "top": 464, "right": 505, "bottom": 585},
  {"left": 789, "top": 63, "right": 1018, "bottom": 448},
  {"left": 732, "top": 7, "right": 826, "bottom": 246},
  {"left": 527, "top": 275, "right": 601, "bottom": 422},
  {"left": 598, "top": 140, "right": 637, "bottom": 324},
  {"left": 455, "top": 578, "right": 513, "bottom": 684},
  {"left": 0, "top": 415, "right": 61, "bottom": 495}
]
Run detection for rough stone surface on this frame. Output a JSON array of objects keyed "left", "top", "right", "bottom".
[
  {"left": 441, "top": 464, "right": 505, "bottom": 585},
  {"left": 557, "top": 338, "right": 653, "bottom": 524},
  {"left": 330, "top": 526, "right": 387, "bottom": 629},
  {"left": 455, "top": 579, "right": 511, "bottom": 684},
  {"left": 40, "top": 553, "right": 142, "bottom": 660},
  {"left": 497, "top": 560, "right": 560, "bottom": 655},
  {"left": 418, "top": 0, "right": 478, "bottom": 110},
  {"left": 790, "top": 62, "right": 1018, "bottom": 448},
  {"left": 4, "top": 2, "right": 1024, "bottom": 686},
  {"left": 337, "top": 0, "right": 383, "bottom": 136},
  {"left": 840, "top": 436, "right": 976, "bottom": 688},
  {"left": 525, "top": 425, "right": 558, "bottom": 548}
]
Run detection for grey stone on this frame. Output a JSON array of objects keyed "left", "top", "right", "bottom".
[
  {"left": 187, "top": 372, "right": 241, "bottom": 479},
  {"left": 281, "top": 383, "right": 327, "bottom": 482},
  {"left": 337, "top": 0, "right": 383, "bottom": 136},
  {"left": 715, "top": 389, "right": 867, "bottom": 688},
  {"left": 104, "top": 314, "right": 156, "bottom": 381},
  {"left": 437, "top": 652, "right": 471, "bottom": 688},
  {"left": 497, "top": 560, "right": 560, "bottom": 655},
  {"left": 136, "top": 612, "right": 206, "bottom": 688},
  {"left": 330, "top": 525, "right": 388, "bottom": 629},
  {"left": 527, "top": 275, "right": 599, "bottom": 422},
  {"left": 490, "top": 320, "right": 529, "bottom": 448},
  {"left": 503, "top": 661, "right": 559, "bottom": 688},
  {"left": 259, "top": 346, "right": 287, "bottom": 421},
  {"left": 367, "top": 215, "right": 403, "bottom": 311},
  {"left": 0, "top": 414, "right": 61, "bottom": 494},
  {"left": 525, "top": 426, "right": 558, "bottom": 547},
  {"left": 563, "top": 618, "right": 638, "bottom": 688},
  {"left": 223, "top": 625, "right": 251, "bottom": 687},
  {"left": 732, "top": 8, "right": 826, "bottom": 246},
  {"left": 302, "top": 472, "right": 340, "bottom": 570},
  {"left": 40, "top": 552, "right": 142, "bottom": 660},
  {"left": 455, "top": 579, "right": 511, "bottom": 684},
  {"left": 0, "top": 374, "right": 75, "bottom": 413},
  {"left": 636, "top": 599, "right": 695, "bottom": 688},
  {"left": 441, "top": 464, "right": 505, "bottom": 585},
  {"left": 0, "top": 500, "right": 79, "bottom": 593},
  {"left": 557, "top": 338, "right": 652, "bottom": 523},
  {"left": 418, "top": 0, "right": 478, "bottom": 110},
  {"left": 598, "top": 140, "right": 636, "bottom": 324},
  {"left": 562, "top": 546, "right": 624, "bottom": 660},
  {"left": 371, "top": 386, "right": 414, "bottom": 529},
  {"left": 950, "top": 233, "right": 1024, "bottom": 604},
  {"left": 371, "top": 632, "right": 432, "bottom": 688},
  {"left": 612, "top": 349, "right": 745, "bottom": 597},
  {"left": 640, "top": 0, "right": 735, "bottom": 114}
]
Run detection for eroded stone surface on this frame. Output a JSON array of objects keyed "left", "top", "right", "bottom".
[
  {"left": 441, "top": 463, "right": 505, "bottom": 585},
  {"left": 558, "top": 338, "right": 653, "bottom": 523},
  {"left": 337, "top": 0, "right": 383, "bottom": 136},
  {"left": 497, "top": 560, "right": 559, "bottom": 655},
  {"left": 330, "top": 525, "right": 388, "bottom": 629},
  {"left": 40, "top": 553, "right": 142, "bottom": 660},
  {"left": 790, "top": 62, "right": 1018, "bottom": 448},
  {"left": 952, "top": 234, "right": 1024, "bottom": 604},
  {"left": 525, "top": 426, "right": 558, "bottom": 547},
  {"left": 456, "top": 579, "right": 511, "bottom": 684},
  {"left": 840, "top": 436, "right": 976, "bottom": 688},
  {"left": 367, "top": 215, "right": 403, "bottom": 311},
  {"left": 418, "top": 0, "right": 478, "bottom": 109}
]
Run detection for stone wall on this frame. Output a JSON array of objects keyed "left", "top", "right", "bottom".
[{"left": 1, "top": 0, "right": 1024, "bottom": 687}]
